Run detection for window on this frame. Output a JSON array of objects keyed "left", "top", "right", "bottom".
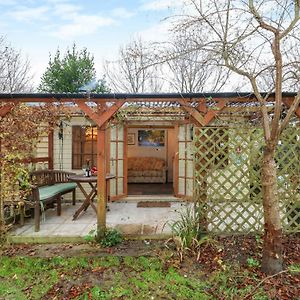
[{"left": 72, "top": 126, "right": 97, "bottom": 169}]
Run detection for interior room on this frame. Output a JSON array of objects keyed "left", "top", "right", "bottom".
[{"left": 127, "top": 126, "right": 176, "bottom": 195}]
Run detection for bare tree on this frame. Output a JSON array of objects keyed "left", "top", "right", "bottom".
[
  {"left": 166, "top": 32, "right": 231, "bottom": 92},
  {"left": 104, "top": 37, "right": 164, "bottom": 93},
  {"left": 174, "top": 0, "right": 300, "bottom": 274},
  {"left": 0, "top": 36, "right": 32, "bottom": 92}
]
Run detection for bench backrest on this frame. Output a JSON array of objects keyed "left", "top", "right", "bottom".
[{"left": 30, "top": 170, "right": 75, "bottom": 187}]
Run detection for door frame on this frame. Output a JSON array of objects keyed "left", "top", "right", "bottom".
[{"left": 125, "top": 124, "right": 178, "bottom": 197}]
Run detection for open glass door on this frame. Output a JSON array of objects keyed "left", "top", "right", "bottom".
[
  {"left": 109, "top": 124, "right": 125, "bottom": 200},
  {"left": 176, "top": 124, "right": 193, "bottom": 198}
]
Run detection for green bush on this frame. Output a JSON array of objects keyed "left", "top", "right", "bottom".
[
  {"left": 169, "top": 203, "right": 205, "bottom": 249},
  {"left": 84, "top": 228, "right": 123, "bottom": 247},
  {"left": 100, "top": 228, "right": 123, "bottom": 247}
]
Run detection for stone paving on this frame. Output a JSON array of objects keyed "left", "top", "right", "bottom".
[{"left": 10, "top": 197, "right": 190, "bottom": 241}]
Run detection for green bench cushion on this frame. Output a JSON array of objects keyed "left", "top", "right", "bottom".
[
  {"left": 38, "top": 183, "right": 77, "bottom": 202},
  {"left": 54, "top": 182, "right": 77, "bottom": 193}
]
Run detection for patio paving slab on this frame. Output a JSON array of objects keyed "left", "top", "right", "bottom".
[{"left": 9, "top": 198, "right": 191, "bottom": 242}]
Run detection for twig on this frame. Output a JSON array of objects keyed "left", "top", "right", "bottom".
[{"left": 242, "top": 270, "right": 288, "bottom": 300}]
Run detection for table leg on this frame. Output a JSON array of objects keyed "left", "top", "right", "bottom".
[
  {"left": 73, "top": 182, "right": 97, "bottom": 220},
  {"left": 83, "top": 182, "right": 97, "bottom": 211}
]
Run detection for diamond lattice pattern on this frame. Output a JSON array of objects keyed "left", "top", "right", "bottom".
[{"left": 193, "top": 126, "right": 300, "bottom": 233}]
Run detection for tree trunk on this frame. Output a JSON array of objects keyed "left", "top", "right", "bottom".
[{"left": 261, "top": 146, "right": 283, "bottom": 274}]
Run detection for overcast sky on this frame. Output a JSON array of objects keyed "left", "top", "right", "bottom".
[{"left": 0, "top": 0, "right": 182, "bottom": 87}]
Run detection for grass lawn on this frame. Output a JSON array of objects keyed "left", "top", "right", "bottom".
[{"left": 0, "top": 237, "right": 299, "bottom": 299}]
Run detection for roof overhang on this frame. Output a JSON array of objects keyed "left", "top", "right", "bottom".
[{"left": 0, "top": 92, "right": 298, "bottom": 103}]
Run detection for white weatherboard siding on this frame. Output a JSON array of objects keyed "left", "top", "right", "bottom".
[
  {"left": 35, "top": 127, "right": 49, "bottom": 169},
  {"left": 36, "top": 134, "right": 48, "bottom": 157}
]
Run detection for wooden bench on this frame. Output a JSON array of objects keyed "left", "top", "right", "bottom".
[{"left": 30, "top": 170, "right": 77, "bottom": 232}]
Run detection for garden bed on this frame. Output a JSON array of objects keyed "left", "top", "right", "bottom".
[{"left": 0, "top": 235, "right": 299, "bottom": 299}]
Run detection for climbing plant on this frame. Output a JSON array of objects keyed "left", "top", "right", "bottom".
[{"left": 0, "top": 103, "right": 61, "bottom": 242}]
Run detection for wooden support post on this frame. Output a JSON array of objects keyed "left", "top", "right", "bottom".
[
  {"left": 96, "top": 125, "right": 107, "bottom": 240},
  {"left": 75, "top": 100, "right": 126, "bottom": 240},
  {"left": 123, "top": 126, "right": 128, "bottom": 196}
]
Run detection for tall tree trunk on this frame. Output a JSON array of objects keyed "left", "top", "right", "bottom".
[{"left": 261, "top": 145, "right": 283, "bottom": 274}]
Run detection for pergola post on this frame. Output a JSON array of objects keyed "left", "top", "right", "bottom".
[
  {"left": 74, "top": 100, "right": 125, "bottom": 239},
  {"left": 96, "top": 125, "right": 107, "bottom": 239}
]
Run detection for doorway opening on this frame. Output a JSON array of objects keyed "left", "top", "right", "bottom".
[{"left": 127, "top": 126, "right": 176, "bottom": 196}]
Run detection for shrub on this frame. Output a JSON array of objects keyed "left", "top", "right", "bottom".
[{"left": 84, "top": 228, "right": 123, "bottom": 247}]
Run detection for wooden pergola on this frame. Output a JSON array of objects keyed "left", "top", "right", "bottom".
[{"left": 0, "top": 92, "right": 299, "bottom": 238}]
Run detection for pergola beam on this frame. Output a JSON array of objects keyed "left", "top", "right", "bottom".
[
  {"left": 197, "top": 99, "right": 207, "bottom": 113},
  {"left": 178, "top": 99, "right": 205, "bottom": 126},
  {"left": 283, "top": 98, "right": 300, "bottom": 118},
  {"left": 178, "top": 99, "right": 228, "bottom": 126},
  {"left": 74, "top": 100, "right": 125, "bottom": 127},
  {"left": 202, "top": 99, "right": 228, "bottom": 125}
]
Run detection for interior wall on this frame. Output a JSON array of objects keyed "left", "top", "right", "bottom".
[
  {"left": 127, "top": 127, "right": 175, "bottom": 182},
  {"left": 127, "top": 128, "right": 167, "bottom": 160}
]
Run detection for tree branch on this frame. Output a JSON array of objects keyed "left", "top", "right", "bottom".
[
  {"left": 280, "top": 0, "right": 300, "bottom": 40},
  {"left": 248, "top": 0, "right": 278, "bottom": 34}
]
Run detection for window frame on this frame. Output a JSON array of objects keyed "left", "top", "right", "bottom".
[{"left": 72, "top": 125, "right": 98, "bottom": 169}]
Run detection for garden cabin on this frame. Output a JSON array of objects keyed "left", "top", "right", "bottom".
[{"left": 0, "top": 92, "right": 299, "bottom": 236}]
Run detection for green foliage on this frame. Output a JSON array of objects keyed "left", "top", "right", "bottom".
[
  {"left": 288, "top": 263, "right": 300, "bottom": 273},
  {"left": 169, "top": 203, "right": 206, "bottom": 250},
  {"left": 90, "top": 286, "right": 108, "bottom": 300},
  {"left": 247, "top": 257, "right": 260, "bottom": 268},
  {"left": 84, "top": 228, "right": 123, "bottom": 247},
  {"left": 84, "top": 229, "right": 96, "bottom": 243},
  {"left": 0, "top": 103, "right": 61, "bottom": 230},
  {"left": 99, "top": 228, "right": 123, "bottom": 247},
  {"left": 38, "top": 43, "right": 109, "bottom": 93},
  {"left": 93, "top": 256, "right": 121, "bottom": 268}
]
